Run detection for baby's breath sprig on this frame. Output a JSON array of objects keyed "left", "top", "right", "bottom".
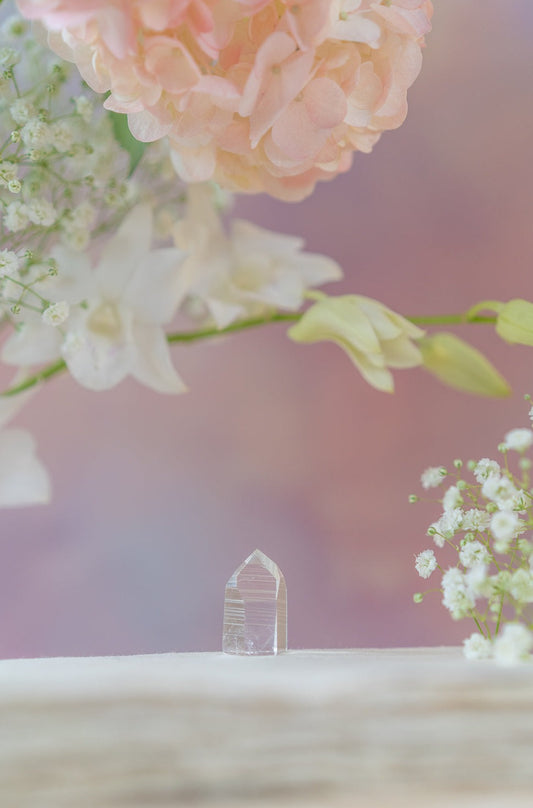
[
  {"left": 0, "top": 14, "right": 186, "bottom": 331},
  {"left": 412, "top": 396, "right": 533, "bottom": 665}
]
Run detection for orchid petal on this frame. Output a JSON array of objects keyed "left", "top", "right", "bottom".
[
  {"left": 94, "top": 205, "right": 153, "bottom": 300},
  {"left": 131, "top": 323, "right": 187, "bottom": 394},
  {"left": 0, "top": 428, "right": 51, "bottom": 507}
]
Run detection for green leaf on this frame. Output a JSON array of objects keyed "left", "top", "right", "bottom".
[
  {"left": 419, "top": 332, "right": 511, "bottom": 398},
  {"left": 108, "top": 111, "right": 146, "bottom": 177}
]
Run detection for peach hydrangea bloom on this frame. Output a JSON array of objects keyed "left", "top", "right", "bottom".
[{"left": 17, "top": 0, "right": 433, "bottom": 201}]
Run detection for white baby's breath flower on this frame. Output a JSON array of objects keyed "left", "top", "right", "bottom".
[
  {"left": 421, "top": 466, "right": 445, "bottom": 490},
  {"left": 28, "top": 148, "right": 44, "bottom": 162},
  {"left": 20, "top": 119, "right": 51, "bottom": 150},
  {"left": 429, "top": 508, "right": 464, "bottom": 548},
  {"left": 0, "top": 160, "right": 18, "bottom": 187},
  {"left": 493, "top": 623, "right": 533, "bottom": 666},
  {"left": 0, "top": 47, "right": 20, "bottom": 68},
  {"left": 42, "top": 301, "right": 69, "bottom": 327},
  {"left": 3, "top": 201, "right": 29, "bottom": 232},
  {"left": 495, "top": 569, "right": 512, "bottom": 594},
  {"left": 415, "top": 549, "right": 437, "bottom": 579},
  {"left": 474, "top": 458, "right": 500, "bottom": 484},
  {"left": 517, "top": 539, "right": 533, "bottom": 557},
  {"left": 463, "top": 632, "right": 492, "bottom": 660},
  {"left": 442, "top": 485, "right": 462, "bottom": 512},
  {"left": 504, "top": 428, "right": 533, "bottom": 452},
  {"left": 51, "top": 120, "right": 75, "bottom": 153},
  {"left": 9, "top": 98, "right": 34, "bottom": 126},
  {"left": 2, "top": 158, "right": 18, "bottom": 183},
  {"left": 0, "top": 249, "right": 20, "bottom": 278},
  {"left": 465, "top": 564, "right": 490, "bottom": 598},
  {"left": 71, "top": 201, "right": 96, "bottom": 229},
  {"left": 442, "top": 567, "right": 474, "bottom": 619},
  {"left": 26, "top": 198, "right": 57, "bottom": 227},
  {"left": 511, "top": 490, "right": 530, "bottom": 512},
  {"left": 429, "top": 526, "right": 445, "bottom": 548},
  {"left": 74, "top": 96, "right": 93, "bottom": 123},
  {"left": 426, "top": 519, "right": 442, "bottom": 546},
  {"left": 482, "top": 475, "right": 518, "bottom": 509},
  {"left": 490, "top": 511, "right": 521, "bottom": 551},
  {"left": 459, "top": 540, "right": 490, "bottom": 569},
  {"left": 61, "top": 227, "right": 90, "bottom": 252},
  {"left": 1, "top": 15, "right": 28, "bottom": 39},
  {"left": 438, "top": 508, "right": 464, "bottom": 539},
  {"left": 60, "top": 201, "right": 98, "bottom": 251},
  {"left": 462, "top": 508, "right": 491, "bottom": 532},
  {"left": 509, "top": 569, "right": 533, "bottom": 604}
]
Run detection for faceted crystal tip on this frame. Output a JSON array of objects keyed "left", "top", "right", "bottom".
[{"left": 222, "top": 549, "right": 287, "bottom": 656}]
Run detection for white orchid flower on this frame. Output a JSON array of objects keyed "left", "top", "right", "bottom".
[
  {"left": 0, "top": 380, "right": 50, "bottom": 507},
  {"left": 174, "top": 184, "right": 342, "bottom": 329},
  {"left": 3, "top": 206, "right": 188, "bottom": 393}
]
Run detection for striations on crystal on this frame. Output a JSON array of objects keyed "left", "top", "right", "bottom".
[{"left": 222, "top": 549, "right": 287, "bottom": 655}]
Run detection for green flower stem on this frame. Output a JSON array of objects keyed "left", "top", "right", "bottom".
[
  {"left": 167, "top": 312, "right": 300, "bottom": 344},
  {"left": 0, "top": 309, "right": 499, "bottom": 397},
  {"left": 0, "top": 313, "right": 300, "bottom": 396},
  {"left": 495, "top": 594, "right": 505, "bottom": 635},
  {"left": 472, "top": 613, "right": 488, "bottom": 639},
  {"left": 3, "top": 358, "right": 68, "bottom": 397},
  {"left": 467, "top": 301, "right": 504, "bottom": 319},
  {"left": 409, "top": 313, "right": 497, "bottom": 326}
]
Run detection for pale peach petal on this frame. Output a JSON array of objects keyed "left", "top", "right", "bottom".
[
  {"left": 284, "top": 0, "right": 331, "bottom": 49},
  {"left": 127, "top": 109, "right": 173, "bottom": 142},
  {"left": 143, "top": 37, "right": 201, "bottom": 94},
  {"left": 96, "top": 7, "right": 135, "bottom": 58},
  {"left": 137, "top": 0, "right": 192, "bottom": 30},
  {"left": 271, "top": 103, "right": 326, "bottom": 162},
  {"left": 304, "top": 77, "right": 346, "bottom": 128},
  {"left": 248, "top": 48, "right": 316, "bottom": 147},
  {"left": 170, "top": 142, "right": 217, "bottom": 182},
  {"left": 372, "top": 0, "right": 433, "bottom": 38},
  {"left": 330, "top": 13, "right": 381, "bottom": 46},
  {"left": 239, "top": 32, "right": 297, "bottom": 118}
]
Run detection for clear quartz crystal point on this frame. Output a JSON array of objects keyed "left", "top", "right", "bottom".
[{"left": 223, "top": 549, "right": 287, "bottom": 656}]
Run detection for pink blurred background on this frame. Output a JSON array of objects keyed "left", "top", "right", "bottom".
[{"left": 2, "top": 1, "right": 533, "bottom": 658}]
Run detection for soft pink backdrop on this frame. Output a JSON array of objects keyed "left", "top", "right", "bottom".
[{"left": 1, "top": 1, "right": 533, "bottom": 657}]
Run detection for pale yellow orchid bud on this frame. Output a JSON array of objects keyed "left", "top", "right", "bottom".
[
  {"left": 419, "top": 332, "right": 510, "bottom": 398},
  {"left": 495, "top": 300, "right": 533, "bottom": 346},
  {"left": 288, "top": 295, "right": 424, "bottom": 393}
]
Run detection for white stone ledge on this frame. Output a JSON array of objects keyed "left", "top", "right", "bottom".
[{"left": 0, "top": 648, "right": 531, "bottom": 806}]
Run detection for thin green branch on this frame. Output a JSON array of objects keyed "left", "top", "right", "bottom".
[
  {"left": 409, "top": 314, "right": 497, "bottom": 326},
  {"left": 166, "top": 312, "right": 300, "bottom": 344},
  {"left": 1, "top": 313, "right": 300, "bottom": 396},
  {"left": 0, "top": 309, "right": 498, "bottom": 397},
  {"left": 2, "top": 359, "right": 67, "bottom": 397}
]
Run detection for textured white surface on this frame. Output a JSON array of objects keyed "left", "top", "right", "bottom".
[{"left": 0, "top": 648, "right": 532, "bottom": 806}]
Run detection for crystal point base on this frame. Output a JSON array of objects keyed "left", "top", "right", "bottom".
[{"left": 222, "top": 549, "right": 287, "bottom": 655}]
